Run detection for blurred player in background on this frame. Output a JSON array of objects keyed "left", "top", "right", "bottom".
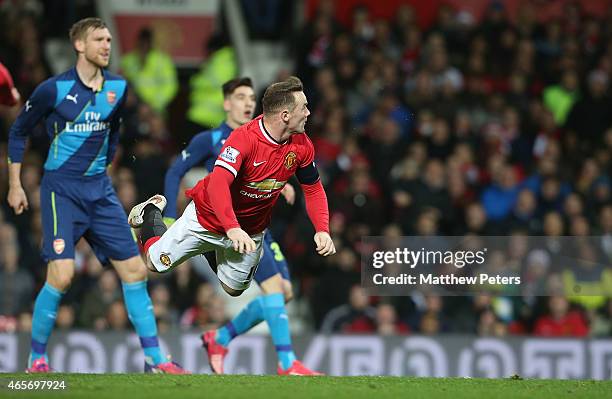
[
  {"left": 130, "top": 76, "right": 335, "bottom": 375},
  {"left": 7, "top": 17, "right": 187, "bottom": 374},
  {"left": 0, "top": 61, "right": 20, "bottom": 107},
  {"left": 163, "top": 77, "right": 323, "bottom": 375}
]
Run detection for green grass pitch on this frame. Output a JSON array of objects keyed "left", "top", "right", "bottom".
[{"left": 1, "top": 374, "right": 611, "bottom": 399}]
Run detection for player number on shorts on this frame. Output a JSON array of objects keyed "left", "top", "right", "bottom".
[{"left": 269, "top": 242, "right": 285, "bottom": 261}]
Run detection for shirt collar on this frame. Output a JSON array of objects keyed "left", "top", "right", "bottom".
[
  {"left": 73, "top": 66, "right": 106, "bottom": 92},
  {"left": 258, "top": 117, "right": 287, "bottom": 145},
  {"left": 219, "top": 121, "right": 233, "bottom": 135}
]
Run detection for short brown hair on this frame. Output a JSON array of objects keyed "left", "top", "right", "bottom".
[
  {"left": 69, "top": 17, "right": 108, "bottom": 44},
  {"left": 222, "top": 77, "right": 253, "bottom": 97},
  {"left": 262, "top": 76, "right": 303, "bottom": 115}
]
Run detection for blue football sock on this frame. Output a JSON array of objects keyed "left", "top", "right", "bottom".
[
  {"left": 122, "top": 280, "right": 165, "bottom": 365},
  {"left": 216, "top": 297, "right": 264, "bottom": 347},
  {"left": 30, "top": 283, "right": 63, "bottom": 365},
  {"left": 262, "top": 293, "right": 296, "bottom": 370}
]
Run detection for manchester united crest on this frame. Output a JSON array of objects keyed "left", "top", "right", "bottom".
[
  {"left": 284, "top": 151, "right": 297, "bottom": 170},
  {"left": 160, "top": 253, "right": 171, "bottom": 267}
]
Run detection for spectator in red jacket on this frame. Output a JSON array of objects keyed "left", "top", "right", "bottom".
[{"left": 533, "top": 295, "right": 589, "bottom": 337}]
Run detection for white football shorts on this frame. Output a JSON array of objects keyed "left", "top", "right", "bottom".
[{"left": 147, "top": 201, "right": 264, "bottom": 291}]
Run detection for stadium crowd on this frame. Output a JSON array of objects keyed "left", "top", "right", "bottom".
[{"left": 0, "top": 0, "right": 611, "bottom": 338}]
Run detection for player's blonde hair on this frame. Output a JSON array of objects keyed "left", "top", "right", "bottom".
[
  {"left": 69, "top": 17, "right": 108, "bottom": 45},
  {"left": 262, "top": 76, "right": 303, "bottom": 115}
]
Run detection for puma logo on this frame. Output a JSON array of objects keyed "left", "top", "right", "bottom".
[
  {"left": 25, "top": 100, "right": 32, "bottom": 112},
  {"left": 66, "top": 93, "right": 78, "bottom": 104},
  {"left": 253, "top": 161, "right": 267, "bottom": 167},
  {"left": 181, "top": 150, "right": 191, "bottom": 161}
]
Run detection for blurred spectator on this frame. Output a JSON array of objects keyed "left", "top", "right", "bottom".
[
  {"left": 17, "top": 311, "right": 32, "bottom": 333},
  {"left": 167, "top": 260, "right": 206, "bottom": 314},
  {"left": 562, "top": 240, "right": 612, "bottom": 310},
  {"left": 180, "top": 283, "right": 216, "bottom": 329},
  {"left": 120, "top": 27, "right": 178, "bottom": 114},
  {"left": 542, "top": 70, "right": 579, "bottom": 125},
  {"left": 106, "top": 300, "right": 129, "bottom": 331},
  {"left": 477, "top": 308, "right": 508, "bottom": 336},
  {"left": 590, "top": 299, "right": 612, "bottom": 337},
  {"left": 151, "top": 283, "right": 179, "bottom": 333},
  {"left": 78, "top": 269, "right": 122, "bottom": 330},
  {"left": 565, "top": 69, "right": 612, "bottom": 153},
  {"left": 533, "top": 295, "right": 589, "bottom": 337},
  {"left": 0, "top": 223, "right": 33, "bottom": 316},
  {"left": 407, "top": 294, "right": 450, "bottom": 334},
  {"left": 201, "top": 294, "right": 228, "bottom": 331},
  {"left": 310, "top": 248, "right": 359, "bottom": 329},
  {"left": 240, "top": 0, "right": 294, "bottom": 40},
  {"left": 186, "top": 33, "right": 237, "bottom": 132},
  {"left": 55, "top": 304, "right": 75, "bottom": 330},
  {"left": 448, "top": 293, "right": 494, "bottom": 333},
  {"left": 129, "top": 137, "right": 167, "bottom": 202},
  {"left": 376, "top": 303, "right": 410, "bottom": 335},
  {"left": 481, "top": 163, "right": 520, "bottom": 221},
  {"left": 320, "top": 285, "right": 376, "bottom": 333},
  {"left": 462, "top": 203, "right": 493, "bottom": 235},
  {"left": 507, "top": 189, "right": 539, "bottom": 233}
]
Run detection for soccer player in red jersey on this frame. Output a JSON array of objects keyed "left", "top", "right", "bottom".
[{"left": 129, "top": 75, "right": 336, "bottom": 297}]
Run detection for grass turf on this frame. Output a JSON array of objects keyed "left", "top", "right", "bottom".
[{"left": 1, "top": 374, "right": 611, "bottom": 399}]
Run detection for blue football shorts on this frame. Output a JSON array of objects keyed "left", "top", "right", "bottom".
[
  {"left": 254, "top": 232, "right": 290, "bottom": 284},
  {"left": 39, "top": 172, "right": 139, "bottom": 265}
]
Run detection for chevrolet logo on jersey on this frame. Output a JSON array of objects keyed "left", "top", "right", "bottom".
[{"left": 245, "top": 179, "right": 286, "bottom": 193}]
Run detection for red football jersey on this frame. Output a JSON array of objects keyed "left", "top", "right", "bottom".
[{"left": 186, "top": 115, "right": 315, "bottom": 235}]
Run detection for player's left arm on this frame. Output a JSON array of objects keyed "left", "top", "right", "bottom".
[
  {"left": 106, "top": 84, "right": 128, "bottom": 168},
  {"left": 296, "top": 137, "right": 335, "bottom": 257},
  {"left": 280, "top": 181, "right": 296, "bottom": 205}
]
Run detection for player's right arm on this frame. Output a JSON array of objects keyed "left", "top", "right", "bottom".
[
  {"left": 7, "top": 79, "right": 54, "bottom": 215},
  {"left": 206, "top": 130, "right": 256, "bottom": 254},
  {"left": 208, "top": 168, "right": 256, "bottom": 254},
  {"left": 163, "top": 132, "right": 213, "bottom": 224}
]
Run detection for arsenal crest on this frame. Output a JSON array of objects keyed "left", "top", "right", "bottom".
[
  {"left": 53, "top": 238, "right": 65, "bottom": 254},
  {"left": 284, "top": 151, "right": 297, "bottom": 170},
  {"left": 107, "top": 90, "right": 116, "bottom": 104}
]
